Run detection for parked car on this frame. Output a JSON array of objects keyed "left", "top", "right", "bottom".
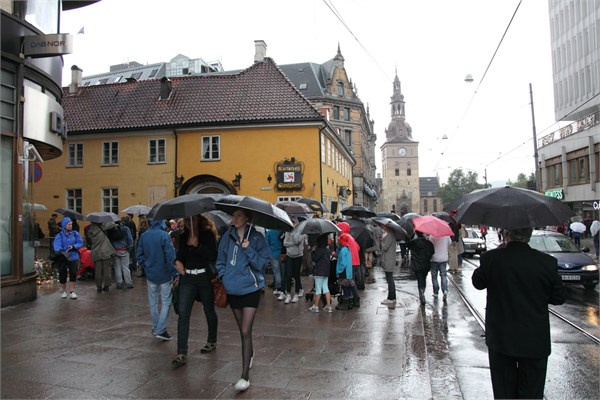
[
  {"left": 528, "top": 230, "right": 599, "bottom": 289},
  {"left": 462, "top": 228, "right": 487, "bottom": 257}
]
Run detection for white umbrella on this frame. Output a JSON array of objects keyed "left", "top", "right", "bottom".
[
  {"left": 121, "top": 205, "right": 152, "bottom": 215},
  {"left": 590, "top": 220, "right": 600, "bottom": 237},
  {"left": 569, "top": 221, "right": 586, "bottom": 233}
]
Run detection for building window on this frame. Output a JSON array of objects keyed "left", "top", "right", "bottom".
[
  {"left": 407, "top": 167, "right": 412, "bottom": 176},
  {"left": 66, "top": 189, "right": 83, "bottom": 213},
  {"left": 547, "top": 164, "right": 562, "bottom": 187},
  {"left": 67, "top": 143, "right": 83, "bottom": 167},
  {"left": 102, "top": 142, "right": 119, "bottom": 165},
  {"left": 395, "top": 168, "right": 399, "bottom": 176},
  {"left": 344, "top": 107, "right": 350, "bottom": 121},
  {"left": 102, "top": 188, "right": 119, "bottom": 214},
  {"left": 569, "top": 156, "right": 589, "bottom": 184},
  {"left": 327, "top": 139, "right": 331, "bottom": 166},
  {"left": 345, "top": 130, "right": 352, "bottom": 147},
  {"left": 277, "top": 196, "right": 301, "bottom": 202},
  {"left": 1, "top": 67, "right": 16, "bottom": 132},
  {"left": 337, "top": 82, "right": 344, "bottom": 96},
  {"left": 433, "top": 199, "right": 438, "bottom": 212},
  {"left": 321, "top": 133, "right": 325, "bottom": 162},
  {"left": 569, "top": 160, "right": 576, "bottom": 184},
  {"left": 423, "top": 199, "right": 428, "bottom": 213},
  {"left": 333, "top": 106, "right": 340, "bottom": 119},
  {"left": 148, "top": 138, "right": 166, "bottom": 163},
  {"left": 202, "top": 135, "right": 220, "bottom": 161}
]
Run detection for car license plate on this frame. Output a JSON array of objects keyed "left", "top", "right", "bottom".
[
  {"left": 465, "top": 249, "right": 475, "bottom": 253},
  {"left": 561, "top": 275, "right": 580, "bottom": 281}
]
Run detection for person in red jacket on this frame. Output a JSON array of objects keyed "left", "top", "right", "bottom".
[{"left": 336, "top": 222, "right": 361, "bottom": 308}]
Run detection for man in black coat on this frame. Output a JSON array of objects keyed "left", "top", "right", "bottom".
[{"left": 472, "top": 227, "right": 566, "bottom": 399}]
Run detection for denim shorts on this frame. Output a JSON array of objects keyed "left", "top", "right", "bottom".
[{"left": 314, "top": 276, "right": 329, "bottom": 295}]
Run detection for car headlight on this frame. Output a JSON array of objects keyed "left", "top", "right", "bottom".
[{"left": 582, "top": 265, "right": 598, "bottom": 272}]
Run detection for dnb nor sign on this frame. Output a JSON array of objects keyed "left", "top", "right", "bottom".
[
  {"left": 275, "top": 158, "right": 304, "bottom": 191},
  {"left": 23, "top": 34, "right": 73, "bottom": 57},
  {"left": 545, "top": 189, "right": 564, "bottom": 200}
]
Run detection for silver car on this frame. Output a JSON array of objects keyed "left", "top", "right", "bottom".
[{"left": 462, "top": 228, "right": 487, "bottom": 257}]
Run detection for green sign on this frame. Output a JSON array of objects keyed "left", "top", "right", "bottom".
[{"left": 545, "top": 189, "right": 564, "bottom": 200}]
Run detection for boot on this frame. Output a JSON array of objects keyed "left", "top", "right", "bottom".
[
  {"left": 353, "top": 297, "right": 360, "bottom": 308},
  {"left": 418, "top": 288, "right": 426, "bottom": 305}
]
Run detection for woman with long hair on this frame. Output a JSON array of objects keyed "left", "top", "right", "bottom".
[
  {"left": 172, "top": 215, "right": 219, "bottom": 368},
  {"left": 216, "top": 209, "right": 270, "bottom": 392}
]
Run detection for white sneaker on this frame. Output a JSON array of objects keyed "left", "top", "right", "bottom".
[
  {"left": 284, "top": 294, "right": 291, "bottom": 304},
  {"left": 234, "top": 378, "right": 250, "bottom": 391},
  {"left": 69, "top": 292, "right": 77, "bottom": 300},
  {"left": 277, "top": 292, "right": 285, "bottom": 301},
  {"left": 61, "top": 291, "right": 68, "bottom": 299},
  {"left": 298, "top": 289, "right": 304, "bottom": 296},
  {"left": 291, "top": 294, "right": 299, "bottom": 303},
  {"left": 323, "top": 306, "right": 333, "bottom": 313},
  {"left": 273, "top": 290, "right": 281, "bottom": 296},
  {"left": 308, "top": 305, "right": 319, "bottom": 313},
  {"left": 381, "top": 299, "right": 396, "bottom": 305}
]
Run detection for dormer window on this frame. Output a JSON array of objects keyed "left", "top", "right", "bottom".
[{"left": 337, "top": 82, "right": 344, "bottom": 96}]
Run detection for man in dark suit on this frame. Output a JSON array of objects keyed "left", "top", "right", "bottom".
[{"left": 472, "top": 227, "right": 566, "bottom": 399}]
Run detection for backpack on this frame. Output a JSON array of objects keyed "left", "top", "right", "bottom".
[{"left": 106, "top": 225, "right": 125, "bottom": 242}]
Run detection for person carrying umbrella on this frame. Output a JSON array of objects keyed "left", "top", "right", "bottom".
[
  {"left": 282, "top": 218, "right": 307, "bottom": 304},
  {"left": 407, "top": 232, "right": 435, "bottom": 305},
  {"left": 380, "top": 224, "right": 399, "bottom": 305},
  {"left": 591, "top": 219, "right": 600, "bottom": 260},
  {"left": 85, "top": 221, "right": 116, "bottom": 292}
]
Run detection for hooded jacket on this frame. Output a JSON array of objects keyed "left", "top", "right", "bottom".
[
  {"left": 136, "top": 219, "right": 177, "bottom": 284},
  {"left": 381, "top": 231, "right": 397, "bottom": 273},
  {"left": 336, "top": 222, "right": 360, "bottom": 266},
  {"left": 53, "top": 217, "right": 83, "bottom": 261},
  {"left": 283, "top": 230, "right": 306, "bottom": 258},
  {"left": 86, "top": 223, "right": 116, "bottom": 262},
  {"left": 335, "top": 245, "right": 352, "bottom": 280},
  {"left": 216, "top": 225, "right": 270, "bottom": 296},
  {"left": 311, "top": 235, "right": 331, "bottom": 277}
]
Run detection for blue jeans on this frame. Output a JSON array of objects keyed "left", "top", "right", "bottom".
[
  {"left": 430, "top": 261, "right": 448, "bottom": 294},
  {"left": 147, "top": 279, "right": 172, "bottom": 335},
  {"left": 113, "top": 250, "right": 132, "bottom": 286},
  {"left": 270, "top": 256, "right": 282, "bottom": 290}
]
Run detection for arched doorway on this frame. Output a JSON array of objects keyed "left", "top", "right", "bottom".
[{"left": 179, "top": 174, "right": 236, "bottom": 196}]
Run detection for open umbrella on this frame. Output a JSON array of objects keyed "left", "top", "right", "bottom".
[
  {"left": 398, "top": 219, "right": 415, "bottom": 238},
  {"left": 412, "top": 215, "right": 454, "bottom": 237},
  {"left": 569, "top": 221, "right": 587, "bottom": 233},
  {"left": 453, "top": 186, "right": 574, "bottom": 229},
  {"left": 203, "top": 210, "right": 232, "bottom": 236},
  {"left": 148, "top": 194, "right": 222, "bottom": 220},
  {"left": 372, "top": 217, "right": 409, "bottom": 241},
  {"left": 214, "top": 195, "right": 294, "bottom": 232},
  {"left": 347, "top": 218, "right": 375, "bottom": 250},
  {"left": 432, "top": 211, "right": 455, "bottom": 224},
  {"left": 294, "top": 218, "right": 340, "bottom": 236},
  {"left": 24, "top": 203, "right": 47, "bottom": 211},
  {"left": 121, "top": 205, "right": 151, "bottom": 215},
  {"left": 275, "top": 201, "right": 314, "bottom": 217},
  {"left": 85, "top": 211, "right": 120, "bottom": 223},
  {"left": 341, "top": 205, "right": 377, "bottom": 219},
  {"left": 375, "top": 212, "right": 401, "bottom": 221},
  {"left": 55, "top": 208, "right": 85, "bottom": 221},
  {"left": 297, "top": 198, "right": 328, "bottom": 213}
]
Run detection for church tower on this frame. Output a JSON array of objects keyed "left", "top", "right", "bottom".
[{"left": 380, "top": 72, "right": 420, "bottom": 215}]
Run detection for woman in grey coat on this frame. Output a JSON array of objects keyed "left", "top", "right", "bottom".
[
  {"left": 380, "top": 225, "right": 397, "bottom": 305},
  {"left": 86, "top": 222, "right": 116, "bottom": 292}
]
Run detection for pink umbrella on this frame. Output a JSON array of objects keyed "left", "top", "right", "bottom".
[{"left": 412, "top": 215, "right": 455, "bottom": 237}]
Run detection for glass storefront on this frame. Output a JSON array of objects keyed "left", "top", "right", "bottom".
[{"left": 1, "top": 136, "right": 13, "bottom": 276}]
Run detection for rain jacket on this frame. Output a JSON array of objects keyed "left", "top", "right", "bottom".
[
  {"left": 53, "top": 217, "right": 83, "bottom": 261},
  {"left": 336, "top": 222, "right": 361, "bottom": 266},
  {"left": 265, "top": 229, "right": 283, "bottom": 258},
  {"left": 216, "top": 225, "right": 270, "bottom": 296},
  {"left": 407, "top": 237, "right": 434, "bottom": 273},
  {"left": 381, "top": 232, "right": 397, "bottom": 273},
  {"left": 136, "top": 219, "right": 177, "bottom": 285},
  {"left": 104, "top": 221, "right": 133, "bottom": 251},
  {"left": 283, "top": 230, "right": 306, "bottom": 258},
  {"left": 335, "top": 246, "right": 352, "bottom": 279},
  {"left": 311, "top": 236, "right": 331, "bottom": 277},
  {"left": 86, "top": 223, "right": 116, "bottom": 262}
]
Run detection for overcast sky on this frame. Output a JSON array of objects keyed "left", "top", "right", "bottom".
[{"left": 60, "top": 0, "right": 559, "bottom": 186}]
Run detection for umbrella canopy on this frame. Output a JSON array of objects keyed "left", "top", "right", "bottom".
[
  {"left": 347, "top": 218, "right": 376, "bottom": 250},
  {"left": 121, "top": 205, "right": 151, "bottom": 215},
  {"left": 203, "top": 210, "right": 232, "bottom": 236},
  {"left": 55, "top": 208, "right": 85, "bottom": 221},
  {"left": 400, "top": 212, "right": 421, "bottom": 220},
  {"left": 294, "top": 218, "right": 340, "bottom": 236},
  {"left": 372, "top": 217, "right": 409, "bottom": 241},
  {"left": 398, "top": 219, "right": 415, "bottom": 238},
  {"left": 375, "top": 212, "right": 401, "bottom": 221},
  {"left": 148, "top": 194, "right": 222, "bottom": 220},
  {"left": 214, "top": 195, "right": 294, "bottom": 232},
  {"left": 431, "top": 211, "right": 455, "bottom": 224},
  {"left": 297, "top": 198, "right": 328, "bottom": 213},
  {"left": 275, "top": 201, "right": 314, "bottom": 217},
  {"left": 412, "top": 215, "right": 455, "bottom": 237},
  {"left": 590, "top": 220, "right": 600, "bottom": 237},
  {"left": 453, "top": 186, "right": 574, "bottom": 229},
  {"left": 569, "top": 221, "right": 587, "bottom": 233},
  {"left": 341, "top": 205, "right": 377, "bottom": 219},
  {"left": 25, "top": 203, "right": 47, "bottom": 211},
  {"left": 85, "top": 211, "right": 121, "bottom": 223}
]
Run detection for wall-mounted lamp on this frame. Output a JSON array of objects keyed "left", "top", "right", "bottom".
[
  {"left": 232, "top": 173, "right": 242, "bottom": 189},
  {"left": 174, "top": 175, "right": 185, "bottom": 190},
  {"left": 267, "top": 174, "right": 272, "bottom": 183},
  {"left": 337, "top": 185, "right": 351, "bottom": 197}
]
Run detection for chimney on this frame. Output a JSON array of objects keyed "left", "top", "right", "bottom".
[
  {"left": 254, "top": 40, "right": 267, "bottom": 63},
  {"left": 159, "top": 77, "right": 172, "bottom": 100},
  {"left": 69, "top": 65, "right": 82, "bottom": 94}
]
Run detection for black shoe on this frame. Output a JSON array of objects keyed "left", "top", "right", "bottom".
[
  {"left": 116, "top": 283, "right": 123, "bottom": 289},
  {"left": 335, "top": 303, "right": 349, "bottom": 310},
  {"left": 137, "top": 273, "right": 146, "bottom": 278},
  {"left": 97, "top": 287, "right": 102, "bottom": 293},
  {"left": 103, "top": 286, "right": 110, "bottom": 292},
  {"left": 127, "top": 285, "right": 134, "bottom": 289},
  {"left": 353, "top": 299, "right": 361, "bottom": 308},
  {"left": 156, "top": 331, "right": 172, "bottom": 341}
]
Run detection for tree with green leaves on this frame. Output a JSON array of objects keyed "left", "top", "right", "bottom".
[
  {"left": 507, "top": 172, "right": 536, "bottom": 189},
  {"left": 438, "top": 168, "right": 487, "bottom": 209}
]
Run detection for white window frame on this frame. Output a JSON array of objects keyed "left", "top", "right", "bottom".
[
  {"left": 102, "top": 187, "right": 119, "bottom": 214},
  {"left": 201, "top": 135, "right": 220, "bottom": 161},
  {"left": 67, "top": 143, "right": 83, "bottom": 167},
  {"left": 66, "top": 188, "right": 82, "bottom": 213},
  {"left": 148, "top": 138, "right": 166, "bottom": 164},
  {"left": 102, "top": 141, "right": 119, "bottom": 166},
  {"left": 277, "top": 196, "right": 301, "bottom": 202}
]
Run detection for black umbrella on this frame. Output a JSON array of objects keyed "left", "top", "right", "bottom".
[
  {"left": 397, "top": 219, "right": 415, "bottom": 238},
  {"left": 341, "top": 205, "right": 377, "bottom": 219},
  {"left": 375, "top": 212, "right": 401, "bottom": 221},
  {"left": 432, "top": 211, "right": 455, "bottom": 224},
  {"left": 453, "top": 186, "right": 574, "bottom": 229},
  {"left": 294, "top": 218, "right": 340, "bottom": 236},
  {"left": 85, "top": 211, "right": 120, "bottom": 223},
  {"left": 372, "top": 217, "right": 409, "bottom": 241},
  {"left": 148, "top": 194, "right": 223, "bottom": 220},
  {"left": 275, "top": 201, "right": 315, "bottom": 217},
  {"left": 55, "top": 208, "right": 85, "bottom": 221},
  {"left": 297, "top": 198, "right": 328, "bottom": 213},
  {"left": 347, "top": 218, "right": 375, "bottom": 250},
  {"left": 214, "top": 195, "right": 294, "bottom": 232},
  {"left": 203, "top": 210, "right": 232, "bottom": 236}
]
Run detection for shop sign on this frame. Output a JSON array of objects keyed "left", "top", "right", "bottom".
[
  {"left": 23, "top": 34, "right": 73, "bottom": 57},
  {"left": 594, "top": 201, "right": 600, "bottom": 210},
  {"left": 545, "top": 189, "right": 564, "bottom": 200},
  {"left": 275, "top": 158, "right": 304, "bottom": 192},
  {"left": 539, "top": 111, "right": 598, "bottom": 147}
]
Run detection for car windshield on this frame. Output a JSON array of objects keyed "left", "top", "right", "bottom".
[
  {"left": 466, "top": 229, "right": 480, "bottom": 239},
  {"left": 528, "top": 235, "right": 580, "bottom": 253}
]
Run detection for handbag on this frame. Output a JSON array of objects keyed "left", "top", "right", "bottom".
[{"left": 211, "top": 277, "right": 228, "bottom": 308}]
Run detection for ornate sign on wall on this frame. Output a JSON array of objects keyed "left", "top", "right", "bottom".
[{"left": 275, "top": 157, "right": 304, "bottom": 192}]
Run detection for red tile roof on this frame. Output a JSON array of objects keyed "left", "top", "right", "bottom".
[{"left": 63, "top": 58, "right": 324, "bottom": 133}]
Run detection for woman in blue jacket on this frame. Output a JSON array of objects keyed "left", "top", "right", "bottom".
[
  {"left": 216, "top": 208, "right": 270, "bottom": 392},
  {"left": 53, "top": 217, "right": 83, "bottom": 299},
  {"left": 335, "top": 233, "right": 353, "bottom": 310}
]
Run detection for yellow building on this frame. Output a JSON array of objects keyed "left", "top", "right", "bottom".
[{"left": 35, "top": 55, "right": 355, "bottom": 224}]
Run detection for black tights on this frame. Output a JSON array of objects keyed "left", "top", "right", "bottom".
[{"left": 231, "top": 307, "right": 257, "bottom": 380}]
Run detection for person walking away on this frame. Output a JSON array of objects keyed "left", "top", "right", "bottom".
[
  {"left": 53, "top": 217, "right": 83, "bottom": 299},
  {"left": 380, "top": 224, "right": 399, "bottom": 305},
  {"left": 472, "top": 227, "right": 566, "bottom": 399},
  {"left": 573, "top": 229, "right": 581, "bottom": 247},
  {"left": 86, "top": 222, "right": 116, "bottom": 292},
  {"left": 590, "top": 219, "right": 600, "bottom": 260},
  {"left": 123, "top": 214, "right": 137, "bottom": 272},
  {"left": 429, "top": 235, "right": 452, "bottom": 300},
  {"left": 335, "top": 233, "right": 354, "bottom": 310},
  {"left": 480, "top": 225, "right": 487, "bottom": 241},
  {"left": 456, "top": 224, "right": 467, "bottom": 270},
  {"left": 216, "top": 209, "right": 270, "bottom": 392},
  {"left": 47, "top": 213, "right": 61, "bottom": 256},
  {"left": 265, "top": 229, "right": 284, "bottom": 296},
  {"left": 137, "top": 219, "right": 178, "bottom": 341},
  {"left": 336, "top": 222, "right": 361, "bottom": 308},
  {"left": 136, "top": 217, "right": 149, "bottom": 277},
  {"left": 107, "top": 221, "right": 134, "bottom": 289},
  {"left": 309, "top": 233, "right": 332, "bottom": 312},
  {"left": 283, "top": 220, "right": 306, "bottom": 304},
  {"left": 172, "top": 215, "right": 219, "bottom": 368},
  {"left": 407, "top": 232, "right": 435, "bottom": 305}
]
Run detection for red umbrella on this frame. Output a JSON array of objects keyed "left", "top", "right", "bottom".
[{"left": 412, "top": 215, "right": 454, "bottom": 237}]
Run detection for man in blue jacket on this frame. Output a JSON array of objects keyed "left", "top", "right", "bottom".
[{"left": 137, "top": 219, "right": 178, "bottom": 341}]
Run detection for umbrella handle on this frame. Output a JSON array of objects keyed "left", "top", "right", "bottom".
[{"left": 244, "top": 223, "right": 252, "bottom": 242}]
